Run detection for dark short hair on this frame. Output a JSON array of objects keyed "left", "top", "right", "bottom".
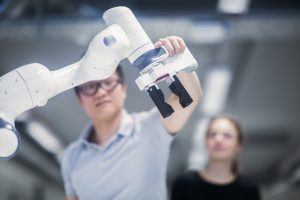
[{"left": 74, "top": 65, "right": 125, "bottom": 97}]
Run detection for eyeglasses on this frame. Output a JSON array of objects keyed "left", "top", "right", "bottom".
[{"left": 78, "top": 79, "right": 123, "bottom": 96}]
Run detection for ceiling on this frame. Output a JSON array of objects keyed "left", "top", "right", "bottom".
[{"left": 1, "top": 0, "right": 300, "bottom": 19}]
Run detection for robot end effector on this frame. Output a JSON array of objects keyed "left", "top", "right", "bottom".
[
  {"left": 0, "top": 6, "right": 198, "bottom": 159},
  {"left": 104, "top": 7, "right": 198, "bottom": 118}
]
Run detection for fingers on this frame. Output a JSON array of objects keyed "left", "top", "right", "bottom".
[
  {"left": 154, "top": 36, "right": 186, "bottom": 56},
  {"left": 176, "top": 37, "right": 186, "bottom": 52},
  {"left": 154, "top": 41, "right": 162, "bottom": 47},
  {"left": 158, "top": 38, "right": 176, "bottom": 56}
]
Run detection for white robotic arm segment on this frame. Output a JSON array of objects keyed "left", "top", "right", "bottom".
[
  {"left": 78, "top": 24, "right": 130, "bottom": 80},
  {"left": 103, "top": 7, "right": 155, "bottom": 63},
  {"left": 0, "top": 24, "right": 129, "bottom": 120},
  {"left": 0, "top": 119, "right": 19, "bottom": 159},
  {"left": 0, "top": 24, "right": 130, "bottom": 159},
  {"left": 51, "top": 24, "right": 130, "bottom": 95}
]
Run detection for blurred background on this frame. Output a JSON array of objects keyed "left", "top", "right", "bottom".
[{"left": 0, "top": 0, "right": 300, "bottom": 199}]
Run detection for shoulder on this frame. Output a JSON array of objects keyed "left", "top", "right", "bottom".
[
  {"left": 61, "top": 140, "right": 82, "bottom": 167},
  {"left": 60, "top": 139, "right": 83, "bottom": 180},
  {"left": 175, "top": 170, "right": 200, "bottom": 184},
  {"left": 61, "top": 123, "right": 93, "bottom": 164},
  {"left": 172, "top": 170, "right": 201, "bottom": 194},
  {"left": 131, "top": 107, "right": 160, "bottom": 124},
  {"left": 235, "top": 176, "right": 261, "bottom": 199},
  {"left": 236, "top": 175, "right": 260, "bottom": 192},
  {"left": 131, "top": 108, "right": 174, "bottom": 143},
  {"left": 131, "top": 107, "right": 166, "bottom": 134}
]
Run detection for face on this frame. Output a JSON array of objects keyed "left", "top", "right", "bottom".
[
  {"left": 205, "top": 118, "right": 241, "bottom": 162},
  {"left": 77, "top": 72, "right": 127, "bottom": 121}
]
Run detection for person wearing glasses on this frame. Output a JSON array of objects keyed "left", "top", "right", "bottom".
[
  {"left": 171, "top": 115, "right": 261, "bottom": 200},
  {"left": 61, "top": 36, "right": 202, "bottom": 200}
]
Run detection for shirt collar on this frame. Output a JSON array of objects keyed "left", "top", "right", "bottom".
[{"left": 79, "top": 109, "right": 134, "bottom": 144}]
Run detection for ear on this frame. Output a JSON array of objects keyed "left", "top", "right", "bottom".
[
  {"left": 122, "top": 84, "right": 128, "bottom": 99},
  {"left": 76, "top": 94, "right": 84, "bottom": 107}
]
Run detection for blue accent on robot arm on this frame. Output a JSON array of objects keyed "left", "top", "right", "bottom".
[{"left": 133, "top": 47, "right": 168, "bottom": 72}]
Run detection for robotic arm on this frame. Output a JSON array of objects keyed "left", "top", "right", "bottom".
[
  {"left": 0, "top": 7, "right": 198, "bottom": 159},
  {"left": 0, "top": 24, "right": 130, "bottom": 159}
]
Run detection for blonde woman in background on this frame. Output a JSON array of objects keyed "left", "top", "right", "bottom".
[{"left": 172, "top": 115, "right": 261, "bottom": 200}]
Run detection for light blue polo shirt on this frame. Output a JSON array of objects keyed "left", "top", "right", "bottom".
[{"left": 61, "top": 108, "right": 173, "bottom": 200}]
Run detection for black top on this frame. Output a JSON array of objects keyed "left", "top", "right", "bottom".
[{"left": 171, "top": 171, "right": 261, "bottom": 200}]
